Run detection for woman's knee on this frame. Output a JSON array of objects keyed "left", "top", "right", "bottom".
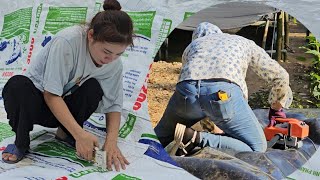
[
  {"left": 81, "top": 78, "right": 103, "bottom": 99},
  {"left": 2, "top": 75, "right": 33, "bottom": 98}
]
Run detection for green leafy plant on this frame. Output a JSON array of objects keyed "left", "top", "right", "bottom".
[
  {"left": 248, "top": 90, "right": 316, "bottom": 109},
  {"left": 300, "top": 35, "right": 320, "bottom": 105}
]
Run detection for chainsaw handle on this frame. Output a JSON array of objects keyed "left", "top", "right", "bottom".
[
  {"left": 273, "top": 118, "right": 300, "bottom": 123},
  {"left": 267, "top": 117, "right": 300, "bottom": 127}
]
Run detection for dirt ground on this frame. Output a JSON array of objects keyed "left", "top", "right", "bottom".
[{"left": 147, "top": 21, "right": 315, "bottom": 127}]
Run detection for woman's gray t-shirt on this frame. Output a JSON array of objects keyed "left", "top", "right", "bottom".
[{"left": 25, "top": 25, "right": 123, "bottom": 114}]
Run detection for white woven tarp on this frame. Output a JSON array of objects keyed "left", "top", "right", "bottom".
[{"left": 0, "top": 0, "right": 319, "bottom": 179}]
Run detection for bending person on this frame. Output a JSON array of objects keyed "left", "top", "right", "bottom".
[{"left": 154, "top": 22, "right": 292, "bottom": 156}]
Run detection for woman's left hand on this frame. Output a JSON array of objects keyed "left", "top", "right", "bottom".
[{"left": 103, "top": 141, "right": 129, "bottom": 171}]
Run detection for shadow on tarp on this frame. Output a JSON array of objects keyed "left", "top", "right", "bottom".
[{"left": 172, "top": 109, "right": 320, "bottom": 180}]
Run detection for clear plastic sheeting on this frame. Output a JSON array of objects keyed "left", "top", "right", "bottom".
[{"left": 178, "top": 1, "right": 277, "bottom": 31}]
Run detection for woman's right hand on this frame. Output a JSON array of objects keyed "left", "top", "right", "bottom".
[{"left": 75, "top": 130, "right": 99, "bottom": 161}]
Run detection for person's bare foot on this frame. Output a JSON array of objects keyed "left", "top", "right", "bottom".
[
  {"left": 2, "top": 153, "right": 18, "bottom": 161},
  {"left": 1, "top": 144, "right": 27, "bottom": 163},
  {"left": 213, "top": 124, "right": 224, "bottom": 134},
  {"left": 200, "top": 118, "right": 224, "bottom": 134}
]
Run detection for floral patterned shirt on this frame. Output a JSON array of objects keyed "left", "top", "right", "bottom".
[{"left": 179, "top": 22, "right": 292, "bottom": 108}]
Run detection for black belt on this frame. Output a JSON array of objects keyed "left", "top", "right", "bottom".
[
  {"left": 182, "top": 78, "right": 240, "bottom": 87},
  {"left": 201, "top": 78, "right": 240, "bottom": 87},
  {"left": 201, "top": 78, "right": 233, "bottom": 83}
]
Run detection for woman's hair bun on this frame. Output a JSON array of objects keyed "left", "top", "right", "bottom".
[{"left": 103, "top": 0, "right": 122, "bottom": 11}]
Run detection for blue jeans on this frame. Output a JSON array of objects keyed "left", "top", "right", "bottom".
[{"left": 154, "top": 80, "right": 267, "bottom": 152}]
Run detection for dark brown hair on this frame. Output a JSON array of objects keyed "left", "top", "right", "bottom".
[
  {"left": 103, "top": 0, "right": 121, "bottom": 10},
  {"left": 88, "top": 0, "right": 134, "bottom": 46}
]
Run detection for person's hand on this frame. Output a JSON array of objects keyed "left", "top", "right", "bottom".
[
  {"left": 103, "top": 141, "right": 129, "bottom": 171},
  {"left": 268, "top": 107, "right": 286, "bottom": 126},
  {"left": 75, "top": 131, "right": 99, "bottom": 161}
]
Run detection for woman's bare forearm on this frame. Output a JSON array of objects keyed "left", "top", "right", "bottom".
[
  {"left": 43, "top": 90, "right": 83, "bottom": 140},
  {"left": 105, "top": 112, "right": 121, "bottom": 144}
]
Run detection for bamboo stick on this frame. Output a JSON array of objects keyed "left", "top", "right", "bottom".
[
  {"left": 262, "top": 20, "right": 270, "bottom": 50},
  {"left": 276, "top": 11, "right": 283, "bottom": 61},
  {"left": 284, "top": 12, "right": 290, "bottom": 61}
]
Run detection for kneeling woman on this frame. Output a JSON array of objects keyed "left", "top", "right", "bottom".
[{"left": 2, "top": 0, "right": 133, "bottom": 171}]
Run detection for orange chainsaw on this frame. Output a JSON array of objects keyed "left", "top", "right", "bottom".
[{"left": 264, "top": 118, "right": 309, "bottom": 148}]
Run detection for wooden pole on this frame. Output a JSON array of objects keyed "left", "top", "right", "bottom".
[
  {"left": 281, "top": 11, "right": 285, "bottom": 60},
  {"left": 276, "top": 11, "right": 283, "bottom": 61},
  {"left": 284, "top": 12, "right": 290, "bottom": 61},
  {"left": 158, "top": 47, "right": 162, "bottom": 61},
  {"left": 158, "top": 38, "right": 169, "bottom": 61},
  {"left": 306, "top": 30, "right": 310, "bottom": 43},
  {"left": 262, "top": 20, "right": 270, "bottom": 50},
  {"left": 270, "top": 13, "right": 278, "bottom": 59},
  {"left": 164, "top": 38, "right": 169, "bottom": 61}
]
